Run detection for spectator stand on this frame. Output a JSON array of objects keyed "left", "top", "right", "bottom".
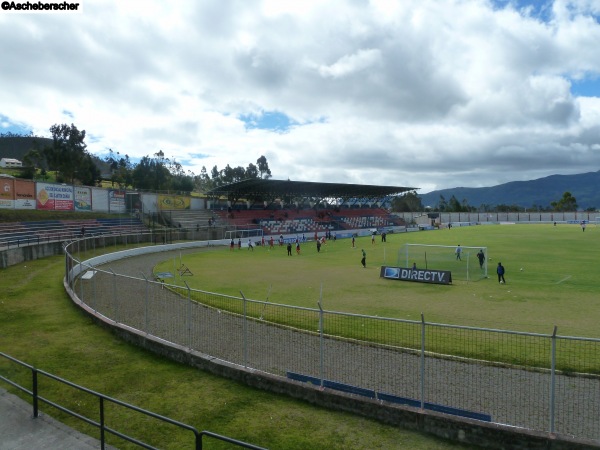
[{"left": 0, "top": 217, "right": 147, "bottom": 249}]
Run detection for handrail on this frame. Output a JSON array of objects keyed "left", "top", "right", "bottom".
[{"left": 0, "top": 352, "right": 266, "bottom": 450}]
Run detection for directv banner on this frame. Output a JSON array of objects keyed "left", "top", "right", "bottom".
[{"left": 380, "top": 266, "right": 452, "bottom": 285}]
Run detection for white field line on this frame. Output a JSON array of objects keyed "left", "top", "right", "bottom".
[{"left": 555, "top": 275, "right": 572, "bottom": 284}]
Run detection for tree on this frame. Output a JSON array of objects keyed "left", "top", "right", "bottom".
[
  {"left": 78, "top": 154, "right": 101, "bottom": 186},
  {"left": 391, "top": 191, "right": 423, "bottom": 212},
  {"left": 171, "top": 174, "right": 194, "bottom": 194},
  {"left": 45, "top": 123, "right": 89, "bottom": 183},
  {"left": 246, "top": 163, "right": 259, "bottom": 179},
  {"left": 437, "top": 195, "right": 447, "bottom": 212},
  {"left": 131, "top": 155, "right": 171, "bottom": 191},
  {"left": 448, "top": 195, "right": 462, "bottom": 212},
  {"left": 256, "top": 155, "right": 272, "bottom": 179},
  {"left": 550, "top": 191, "right": 578, "bottom": 211},
  {"left": 20, "top": 145, "right": 45, "bottom": 179},
  {"left": 194, "top": 166, "right": 213, "bottom": 193},
  {"left": 105, "top": 149, "right": 133, "bottom": 188}
]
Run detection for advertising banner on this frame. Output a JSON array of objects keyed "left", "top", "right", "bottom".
[
  {"left": 158, "top": 194, "right": 190, "bottom": 210},
  {"left": 380, "top": 266, "right": 452, "bottom": 285},
  {"left": 74, "top": 186, "right": 92, "bottom": 211},
  {"left": 91, "top": 187, "right": 109, "bottom": 212},
  {"left": 109, "top": 190, "right": 126, "bottom": 213},
  {"left": 0, "top": 177, "right": 15, "bottom": 209},
  {"left": 15, "top": 179, "right": 35, "bottom": 209},
  {"left": 36, "top": 182, "right": 74, "bottom": 211}
]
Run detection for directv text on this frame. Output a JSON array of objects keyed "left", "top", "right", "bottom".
[{"left": 380, "top": 266, "right": 453, "bottom": 285}]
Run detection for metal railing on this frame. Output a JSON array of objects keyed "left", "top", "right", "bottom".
[
  {"left": 62, "top": 237, "right": 600, "bottom": 443},
  {"left": 0, "top": 352, "right": 266, "bottom": 450}
]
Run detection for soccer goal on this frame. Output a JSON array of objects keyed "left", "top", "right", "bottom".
[
  {"left": 398, "top": 244, "right": 488, "bottom": 282},
  {"left": 225, "top": 228, "right": 264, "bottom": 241}
]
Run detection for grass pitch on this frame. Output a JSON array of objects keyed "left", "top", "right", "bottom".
[{"left": 156, "top": 224, "right": 600, "bottom": 338}]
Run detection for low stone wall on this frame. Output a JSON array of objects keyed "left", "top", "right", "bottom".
[{"left": 0, "top": 241, "right": 65, "bottom": 268}]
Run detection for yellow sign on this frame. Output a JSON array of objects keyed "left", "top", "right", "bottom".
[{"left": 158, "top": 195, "right": 190, "bottom": 210}]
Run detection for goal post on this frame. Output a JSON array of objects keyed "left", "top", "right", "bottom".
[
  {"left": 398, "top": 244, "right": 488, "bottom": 281},
  {"left": 225, "top": 228, "right": 264, "bottom": 241}
]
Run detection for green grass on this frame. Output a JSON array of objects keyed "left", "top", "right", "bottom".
[
  {"left": 157, "top": 224, "right": 600, "bottom": 337},
  {"left": 154, "top": 224, "right": 600, "bottom": 372},
  {"left": 1, "top": 253, "right": 479, "bottom": 449}
]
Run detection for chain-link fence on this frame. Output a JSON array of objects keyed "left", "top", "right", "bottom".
[{"left": 64, "top": 237, "right": 600, "bottom": 442}]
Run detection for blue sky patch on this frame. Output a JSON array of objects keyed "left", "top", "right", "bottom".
[
  {"left": 239, "top": 111, "right": 298, "bottom": 132},
  {"left": 570, "top": 77, "right": 600, "bottom": 98},
  {"left": 0, "top": 114, "right": 32, "bottom": 136}
]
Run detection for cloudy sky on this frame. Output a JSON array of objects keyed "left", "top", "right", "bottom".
[{"left": 1, "top": 0, "right": 599, "bottom": 193}]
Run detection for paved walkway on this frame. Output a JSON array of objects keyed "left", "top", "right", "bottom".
[{"left": 0, "top": 388, "right": 112, "bottom": 450}]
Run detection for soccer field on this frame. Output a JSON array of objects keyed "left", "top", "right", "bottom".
[{"left": 155, "top": 223, "right": 600, "bottom": 337}]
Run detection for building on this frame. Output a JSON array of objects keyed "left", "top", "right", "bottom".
[{"left": 0, "top": 158, "right": 22, "bottom": 168}]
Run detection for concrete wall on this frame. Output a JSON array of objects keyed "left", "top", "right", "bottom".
[{"left": 0, "top": 241, "right": 65, "bottom": 268}]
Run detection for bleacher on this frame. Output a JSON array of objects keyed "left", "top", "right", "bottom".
[
  {"left": 332, "top": 208, "right": 405, "bottom": 230},
  {"left": 161, "top": 210, "right": 219, "bottom": 230},
  {"left": 0, "top": 217, "right": 147, "bottom": 248},
  {"left": 214, "top": 207, "right": 404, "bottom": 236}
]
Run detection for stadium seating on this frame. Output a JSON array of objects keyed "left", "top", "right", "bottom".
[
  {"left": 212, "top": 207, "right": 405, "bottom": 236},
  {"left": 0, "top": 217, "right": 147, "bottom": 248}
]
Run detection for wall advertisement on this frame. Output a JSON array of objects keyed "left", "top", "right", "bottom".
[{"left": 36, "top": 182, "right": 74, "bottom": 211}]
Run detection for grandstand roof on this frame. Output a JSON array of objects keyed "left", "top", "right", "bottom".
[{"left": 206, "top": 179, "right": 416, "bottom": 199}]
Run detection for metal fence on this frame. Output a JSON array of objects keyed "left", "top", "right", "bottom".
[
  {"left": 64, "top": 238, "right": 600, "bottom": 443},
  {"left": 0, "top": 352, "right": 266, "bottom": 450},
  {"left": 395, "top": 211, "right": 598, "bottom": 225}
]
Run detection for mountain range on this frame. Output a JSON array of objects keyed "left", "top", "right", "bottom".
[{"left": 418, "top": 171, "right": 600, "bottom": 210}]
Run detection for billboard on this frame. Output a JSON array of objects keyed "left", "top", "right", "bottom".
[
  {"left": 380, "top": 266, "right": 452, "bottom": 285},
  {"left": 74, "top": 186, "right": 92, "bottom": 211},
  {"left": 158, "top": 195, "right": 190, "bottom": 210},
  {"left": 15, "top": 180, "right": 35, "bottom": 209},
  {"left": 109, "top": 190, "right": 126, "bottom": 213},
  {"left": 36, "top": 182, "right": 74, "bottom": 211},
  {"left": 0, "top": 177, "right": 14, "bottom": 209}
]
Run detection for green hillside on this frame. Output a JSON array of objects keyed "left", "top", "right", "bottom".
[
  {"left": 420, "top": 171, "right": 600, "bottom": 210},
  {"left": 0, "top": 136, "right": 110, "bottom": 175}
]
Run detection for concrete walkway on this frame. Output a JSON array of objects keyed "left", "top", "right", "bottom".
[{"left": 0, "top": 388, "right": 112, "bottom": 450}]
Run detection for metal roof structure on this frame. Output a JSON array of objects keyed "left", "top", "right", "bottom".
[{"left": 206, "top": 179, "right": 416, "bottom": 200}]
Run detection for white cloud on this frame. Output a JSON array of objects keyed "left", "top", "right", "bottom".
[
  {"left": 1, "top": 0, "right": 600, "bottom": 194},
  {"left": 318, "top": 49, "right": 382, "bottom": 79}
]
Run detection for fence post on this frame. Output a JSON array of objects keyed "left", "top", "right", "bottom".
[
  {"left": 110, "top": 268, "right": 118, "bottom": 323},
  {"left": 32, "top": 368, "right": 39, "bottom": 418},
  {"left": 420, "top": 313, "right": 426, "bottom": 410},
  {"left": 79, "top": 257, "right": 84, "bottom": 302},
  {"left": 240, "top": 291, "right": 248, "bottom": 369},
  {"left": 550, "top": 325, "right": 558, "bottom": 434},
  {"left": 185, "top": 281, "right": 192, "bottom": 351},
  {"left": 92, "top": 264, "right": 97, "bottom": 312},
  {"left": 99, "top": 396, "right": 105, "bottom": 449},
  {"left": 318, "top": 298, "right": 324, "bottom": 388},
  {"left": 141, "top": 272, "right": 149, "bottom": 334}
]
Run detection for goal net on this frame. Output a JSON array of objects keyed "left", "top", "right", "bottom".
[
  {"left": 225, "top": 228, "right": 264, "bottom": 240},
  {"left": 398, "top": 244, "right": 488, "bottom": 282}
]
